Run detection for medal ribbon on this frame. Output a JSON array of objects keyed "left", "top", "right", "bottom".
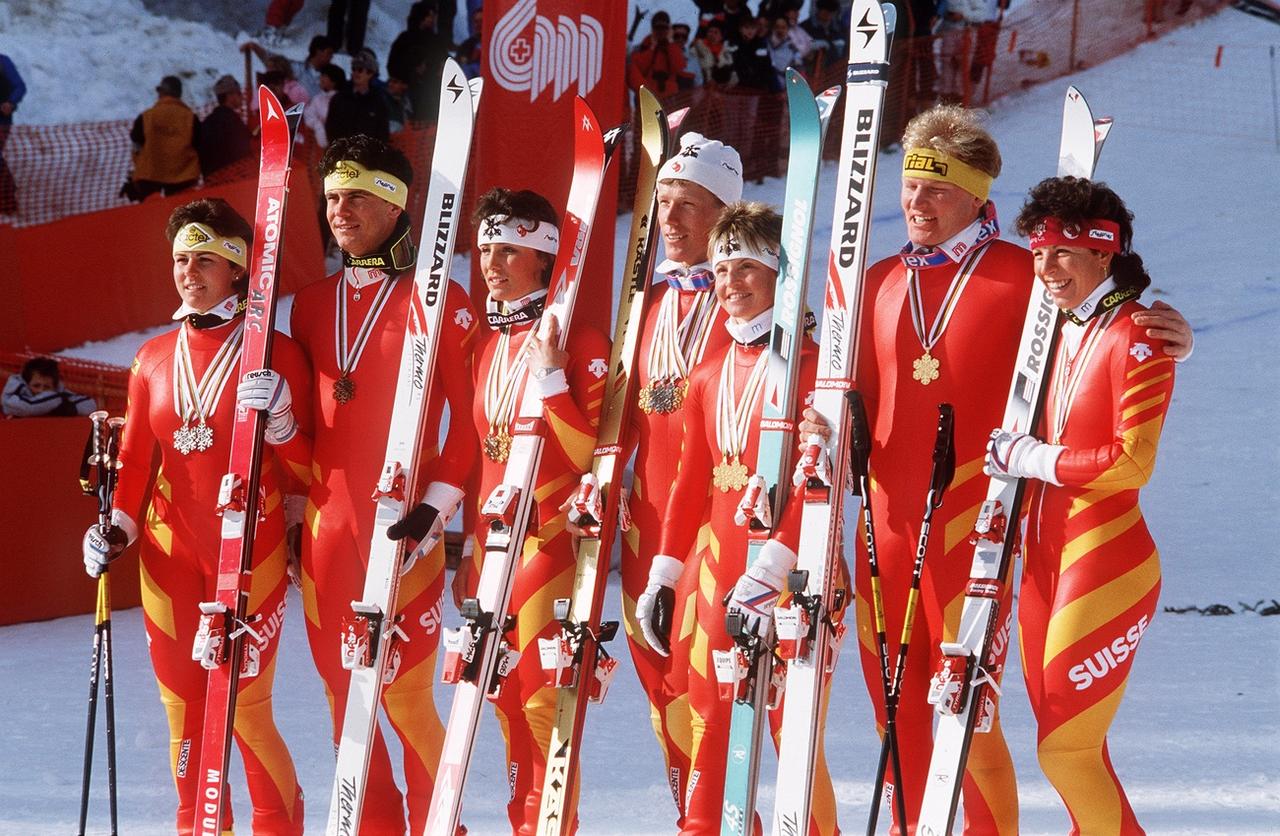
[
  {"left": 646, "top": 288, "right": 720, "bottom": 383},
  {"left": 906, "top": 244, "right": 988, "bottom": 359},
  {"left": 172, "top": 321, "right": 245, "bottom": 426},
  {"left": 483, "top": 327, "right": 535, "bottom": 434},
  {"left": 714, "top": 344, "right": 770, "bottom": 460},
  {"left": 334, "top": 271, "right": 396, "bottom": 380},
  {"left": 1050, "top": 307, "right": 1120, "bottom": 444}
]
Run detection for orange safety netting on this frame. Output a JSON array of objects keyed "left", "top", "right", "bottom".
[{"left": 0, "top": 0, "right": 1229, "bottom": 230}]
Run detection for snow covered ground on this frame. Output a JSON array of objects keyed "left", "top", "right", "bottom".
[{"left": 3, "top": 3, "right": 1279, "bottom": 835}]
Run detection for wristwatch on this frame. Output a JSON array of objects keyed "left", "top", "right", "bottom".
[{"left": 533, "top": 366, "right": 558, "bottom": 381}]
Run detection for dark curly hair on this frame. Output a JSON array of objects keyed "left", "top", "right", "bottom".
[
  {"left": 472, "top": 187, "right": 560, "bottom": 284},
  {"left": 319, "top": 134, "right": 414, "bottom": 188},
  {"left": 165, "top": 197, "right": 253, "bottom": 246},
  {"left": 1014, "top": 176, "right": 1150, "bottom": 294}
]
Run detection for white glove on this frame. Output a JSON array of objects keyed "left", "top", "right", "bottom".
[
  {"left": 81, "top": 510, "right": 138, "bottom": 578},
  {"left": 389, "top": 481, "right": 465, "bottom": 574},
  {"left": 237, "top": 369, "right": 296, "bottom": 445},
  {"left": 561, "top": 474, "right": 602, "bottom": 535},
  {"left": 727, "top": 539, "right": 797, "bottom": 638},
  {"left": 984, "top": 429, "right": 1064, "bottom": 486},
  {"left": 636, "top": 554, "right": 683, "bottom": 657}
]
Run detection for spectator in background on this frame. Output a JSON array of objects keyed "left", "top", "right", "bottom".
[
  {"left": 259, "top": 0, "right": 307, "bottom": 46},
  {"left": 937, "top": 0, "right": 1006, "bottom": 102},
  {"left": 628, "top": 11, "right": 690, "bottom": 99},
  {"left": 199, "top": 76, "right": 254, "bottom": 177},
  {"left": 758, "top": 0, "right": 804, "bottom": 21},
  {"left": 695, "top": 0, "right": 754, "bottom": 45},
  {"left": 264, "top": 52, "right": 311, "bottom": 106},
  {"left": 242, "top": 35, "right": 336, "bottom": 101},
  {"left": 692, "top": 21, "right": 735, "bottom": 87},
  {"left": 671, "top": 23, "right": 702, "bottom": 90},
  {"left": 3, "top": 357, "right": 97, "bottom": 418},
  {"left": 731, "top": 17, "right": 777, "bottom": 92},
  {"left": 0, "top": 52, "right": 26, "bottom": 216},
  {"left": 328, "top": 0, "right": 372, "bottom": 55},
  {"left": 801, "top": 0, "right": 848, "bottom": 64},
  {"left": 303, "top": 64, "right": 345, "bottom": 148},
  {"left": 122, "top": 75, "right": 201, "bottom": 202},
  {"left": 766, "top": 15, "right": 808, "bottom": 87},
  {"left": 389, "top": 0, "right": 452, "bottom": 125},
  {"left": 384, "top": 76, "right": 414, "bottom": 133},
  {"left": 326, "top": 49, "right": 390, "bottom": 142},
  {"left": 456, "top": 7, "right": 485, "bottom": 79}
]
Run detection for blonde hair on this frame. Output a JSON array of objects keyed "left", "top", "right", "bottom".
[
  {"left": 708, "top": 201, "right": 782, "bottom": 262},
  {"left": 901, "top": 104, "right": 1002, "bottom": 179}
]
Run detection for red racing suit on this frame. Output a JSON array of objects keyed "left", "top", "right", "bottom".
[
  {"left": 1019, "top": 298, "right": 1173, "bottom": 836},
  {"left": 113, "top": 317, "right": 312, "bottom": 836},
  {"left": 289, "top": 268, "right": 478, "bottom": 835},
  {"left": 465, "top": 313, "right": 610, "bottom": 834},
  {"left": 623, "top": 280, "right": 730, "bottom": 819},
  {"left": 656, "top": 334, "right": 840, "bottom": 836},
  {"left": 855, "top": 239, "right": 1031, "bottom": 833}
]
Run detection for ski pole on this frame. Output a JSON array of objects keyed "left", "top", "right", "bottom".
[
  {"left": 867, "top": 402, "right": 955, "bottom": 834},
  {"left": 77, "top": 411, "right": 122, "bottom": 836},
  {"left": 844, "top": 390, "right": 908, "bottom": 836}
]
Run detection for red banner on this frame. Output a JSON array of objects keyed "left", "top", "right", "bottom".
[{"left": 473, "top": 0, "right": 628, "bottom": 334}]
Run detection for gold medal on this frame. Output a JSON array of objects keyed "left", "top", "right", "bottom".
[
  {"left": 638, "top": 377, "right": 686, "bottom": 414},
  {"left": 912, "top": 351, "right": 940, "bottom": 386},
  {"left": 712, "top": 456, "right": 750, "bottom": 492},
  {"left": 333, "top": 375, "right": 356, "bottom": 404},
  {"left": 483, "top": 428, "right": 512, "bottom": 463}
]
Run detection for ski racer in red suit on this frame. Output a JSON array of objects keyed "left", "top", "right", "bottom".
[
  {"left": 288, "top": 135, "right": 478, "bottom": 835},
  {"left": 795, "top": 104, "right": 1193, "bottom": 833},
  {"left": 608, "top": 131, "right": 743, "bottom": 824},
  {"left": 451, "top": 187, "right": 610, "bottom": 833},
  {"left": 985, "top": 177, "right": 1173, "bottom": 835},
  {"left": 82, "top": 198, "right": 310, "bottom": 835},
  {"left": 636, "top": 202, "right": 840, "bottom": 836}
]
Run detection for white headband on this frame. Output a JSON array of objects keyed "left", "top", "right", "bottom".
[
  {"left": 477, "top": 215, "right": 560, "bottom": 256},
  {"left": 711, "top": 233, "right": 780, "bottom": 272}
]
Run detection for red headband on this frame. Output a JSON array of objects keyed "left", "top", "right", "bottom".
[{"left": 1028, "top": 216, "right": 1122, "bottom": 254}]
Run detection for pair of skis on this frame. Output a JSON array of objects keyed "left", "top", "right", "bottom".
[
  {"left": 714, "top": 68, "right": 843, "bottom": 836},
  {"left": 424, "top": 96, "right": 622, "bottom": 836},
  {"left": 324, "top": 60, "right": 482, "bottom": 836},
  {"left": 914, "top": 86, "right": 1113, "bottom": 834},
  {"left": 191, "top": 85, "right": 303, "bottom": 836}
]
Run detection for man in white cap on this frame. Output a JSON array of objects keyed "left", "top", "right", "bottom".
[{"left": 618, "top": 131, "right": 743, "bottom": 827}]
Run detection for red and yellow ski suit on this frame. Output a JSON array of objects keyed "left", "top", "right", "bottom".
[
  {"left": 1019, "top": 300, "right": 1173, "bottom": 836},
  {"left": 623, "top": 281, "right": 730, "bottom": 818},
  {"left": 289, "top": 270, "right": 478, "bottom": 835},
  {"left": 657, "top": 335, "right": 840, "bottom": 836},
  {"left": 113, "top": 318, "right": 312, "bottom": 836},
  {"left": 856, "top": 240, "right": 1031, "bottom": 833},
  {"left": 468, "top": 315, "right": 610, "bottom": 834}
]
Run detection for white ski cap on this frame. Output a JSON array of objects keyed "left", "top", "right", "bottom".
[{"left": 657, "top": 132, "right": 744, "bottom": 207}]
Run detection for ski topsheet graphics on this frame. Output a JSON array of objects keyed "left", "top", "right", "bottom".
[
  {"left": 424, "top": 96, "right": 620, "bottom": 836},
  {"left": 193, "top": 86, "right": 302, "bottom": 836},
  {"left": 325, "top": 60, "right": 481, "bottom": 836}
]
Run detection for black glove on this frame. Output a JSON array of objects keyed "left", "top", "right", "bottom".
[{"left": 387, "top": 502, "right": 441, "bottom": 542}]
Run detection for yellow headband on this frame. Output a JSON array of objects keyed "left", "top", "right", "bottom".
[
  {"left": 172, "top": 222, "right": 248, "bottom": 268},
  {"left": 902, "top": 147, "right": 993, "bottom": 201},
  {"left": 323, "top": 160, "right": 408, "bottom": 210}
]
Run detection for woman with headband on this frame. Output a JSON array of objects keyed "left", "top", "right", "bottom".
[
  {"left": 986, "top": 176, "right": 1174, "bottom": 835},
  {"left": 636, "top": 201, "right": 840, "bottom": 835},
  {"left": 461, "top": 186, "right": 611, "bottom": 833},
  {"left": 80, "top": 197, "right": 310, "bottom": 834}
]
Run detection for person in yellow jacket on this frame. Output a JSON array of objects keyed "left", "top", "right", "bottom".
[{"left": 124, "top": 74, "right": 201, "bottom": 201}]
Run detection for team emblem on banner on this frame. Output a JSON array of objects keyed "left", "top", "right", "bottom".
[{"left": 489, "top": 0, "right": 604, "bottom": 101}]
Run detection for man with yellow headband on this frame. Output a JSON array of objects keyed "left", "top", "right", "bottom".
[
  {"left": 799, "top": 104, "right": 1193, "bottom": 833},
  {"left": 288, "top": 134, "right": 479, "bottom": 834}
]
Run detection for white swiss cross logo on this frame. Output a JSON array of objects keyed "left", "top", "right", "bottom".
[
  {"left": 1129, "top": 342, "right": 1152, "bottom": 363},
  {"left": 454, "top": 308, "right": 474, "bottom": 330},
  {"left": 587, "top": 358, "right": 608, "bottom": 379}
]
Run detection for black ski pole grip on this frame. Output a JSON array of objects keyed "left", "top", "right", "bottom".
[
  {"left": 844, "top": 390, "right": 871, "bottom": 478},
  {"left": 929, "top": 403, "right": 956, "bottom": 505}
]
